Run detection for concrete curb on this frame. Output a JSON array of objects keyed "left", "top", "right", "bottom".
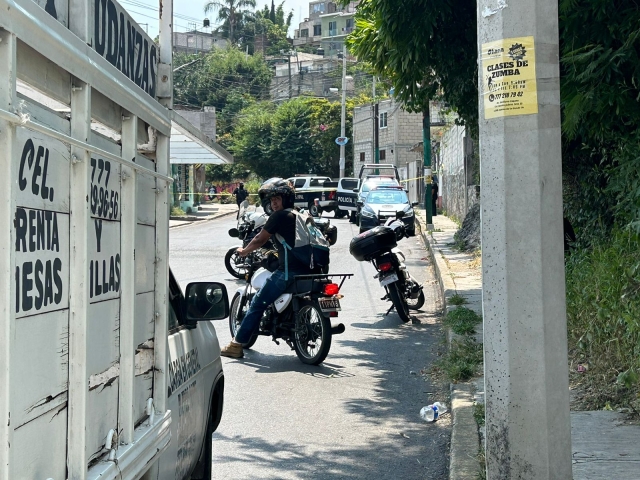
[
  {"left": 169, "top": 209, "right": 237, "bottom": 229},
  {"left": 417, "top": 215, "right": 481, "bottom": 480}
]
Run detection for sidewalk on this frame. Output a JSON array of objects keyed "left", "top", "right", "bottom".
[
  {"left": 416, "top": 210, "right": 640, "bottom": 480},
  {"left": 169, "top": 202, "right": 238, "bottom": 228}
]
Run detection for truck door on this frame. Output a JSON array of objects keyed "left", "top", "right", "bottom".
[
  {"left": 337, "top": 178, "right": 360, "bottom": 212},
  {"left": 158, "top": 271, "right": 224, "bottom": 480}
]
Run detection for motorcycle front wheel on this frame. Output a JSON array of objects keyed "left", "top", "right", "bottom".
[
  {"left": 293, "top": 302, "right": 332, "bottom": 365},
  {"left": 229, "top": 293, "right": 258, "bottom": 349},
  {"left": 224, "top": 246, "right": 249, "bottom": 279},
  {"left": 388, "top": 282, "right": 411, "bottom": 322}
]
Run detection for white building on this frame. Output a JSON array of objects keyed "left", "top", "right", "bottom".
[{"left": 173, "top": 30, "right": 228, "bottom": 54}]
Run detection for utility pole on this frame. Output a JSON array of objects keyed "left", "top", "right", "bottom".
[
  {"left": 371, "top": 76, "right": 376, "bottom": 164},
  {"left": 477, "top": 0, "right": 571, "bottom": 478},
  {"left": 287, "top": 51, "right": 292, "bottom": 99},
  {"left": 374, "top": 103, "right": 379, "bottom": 175},
  {"left": 339, "top": 44, "right": 347, "bottom": 178},
  {"left": 423, "top": 105, "right": 432, "bottom": 227}
]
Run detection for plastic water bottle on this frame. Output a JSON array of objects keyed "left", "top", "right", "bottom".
[
  {"left": 420, "top": 402, "right": 448, "bottom": 422},
  {"left": 420, "top": 404, "right": 439, "bottom": 422}
]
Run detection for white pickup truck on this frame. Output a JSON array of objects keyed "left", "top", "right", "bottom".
[
  {"left": 287, "top": 176, "right": 338, "bottom": 215},
  {"left": 0, "top": 1, "right": 230, "bottom": 479}
]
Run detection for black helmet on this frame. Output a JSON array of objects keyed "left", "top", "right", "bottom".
[{"left": 258, "top": 177, "right": 295, "bottom": 212}]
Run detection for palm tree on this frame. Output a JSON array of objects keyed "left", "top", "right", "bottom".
[{"left": 204, "top": 0, "right": 257, "bottom": 45}]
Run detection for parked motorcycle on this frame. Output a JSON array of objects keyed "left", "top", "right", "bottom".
[
  {"left": 303, "top": 198, "right": 338, "bottom": 246},
  {"left": 225, "top": 201, "right": 275, "bottom": 279},
  {"left": 349, "top": 212, "right": 425, "bottom": 322},
  {"left": 229, "top": 260, "right": 352, "bottom": 365}
]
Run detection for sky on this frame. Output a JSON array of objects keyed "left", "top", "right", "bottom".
[{"left": 124, "top": 0, "right": 311, "bottom": 39}]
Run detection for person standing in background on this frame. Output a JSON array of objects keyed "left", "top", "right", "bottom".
[
  {"left": 431, "top": 175, "right": 439, "bottom": 217},
  {"left": 233, "top": 183, "right": 249, "bottom": 219}
]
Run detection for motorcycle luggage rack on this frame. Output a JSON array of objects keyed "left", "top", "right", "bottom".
[{"left": 289, "top": 273, "right": 354, "bottom": 294}]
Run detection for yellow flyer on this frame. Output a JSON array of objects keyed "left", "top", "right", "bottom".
[{"left": 481, "top": 36, "right": 538, "bottom": 119}]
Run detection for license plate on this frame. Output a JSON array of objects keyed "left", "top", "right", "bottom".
[
  {"left": 318, "top": 297, "right": 341, "bottom": 312},
  {"left": 380, "top": 272, "right": 399, "bottom": 287}
]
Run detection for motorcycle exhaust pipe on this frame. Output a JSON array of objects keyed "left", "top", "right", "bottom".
[{"left": 331, "top": 324, "right": 346, "bottom": 335}]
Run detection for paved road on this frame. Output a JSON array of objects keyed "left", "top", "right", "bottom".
[{"left": 170, "top": 214, "right": 451, "bottom": 480}]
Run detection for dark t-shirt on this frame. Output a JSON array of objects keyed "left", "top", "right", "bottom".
[
  {"left": 234, "top": 188, "right": 248, "bottom": 204},
  {"left": 264, "top": 209, "right": 306, "bottom": 272}
]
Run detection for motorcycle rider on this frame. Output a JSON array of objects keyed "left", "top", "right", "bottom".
[{"left": 221, "top": 178, "right": 311, "bottom": 358}]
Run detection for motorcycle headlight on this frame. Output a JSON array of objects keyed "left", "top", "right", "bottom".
[{"left": 361, "top": 207, "right": 376, "bottom": 218}]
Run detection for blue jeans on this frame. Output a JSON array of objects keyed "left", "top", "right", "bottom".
[{"left": 235, "top": 269, "right": 300, "bottom": 344}]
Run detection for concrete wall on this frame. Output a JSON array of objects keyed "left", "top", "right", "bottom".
[
  {"left": 438, "top": 122, "right": 480, "bottom": 223},
  {"left": 174, "top": 107, "right": 216, "bottom": 140}
]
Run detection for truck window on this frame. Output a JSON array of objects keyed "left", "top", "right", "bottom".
[
  {"left": 294, "top": 179, "right": 306, "bottom": 188},
  {"left": 168, "top": 302, "right": 180, "bottom": 331},
  {"left": 341, "top": 179, "right": 359, "bottom": 190},
  {"left": 309, "top": 179, "right": 323, "bottom": 187}
]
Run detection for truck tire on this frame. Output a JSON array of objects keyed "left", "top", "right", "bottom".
[
  {"left": 349, "top": 211, "right": 356, "bottom": 223},
  {"left": 308, "top": 202, "right": 321, "bottom": 217},
  {"left": 335, "top": 209, "right": 346, "bottom": 219}
]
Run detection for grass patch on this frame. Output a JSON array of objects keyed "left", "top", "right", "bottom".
[
  {"left": 473, "top": 402, "right": 485, "bottom": 426},
  {"left": 476, "top": 449, "right": 486, "bottom": 480},
  {"left": 433, "top": 338, "right": 483, "bottom": 382},
  {"left": 448, "top": 294, "right": 468, "bottom": 306},
  {"left": 170, "top": 206, "right": 186, "bottom": 216},
  {"left": 566, "top": 228, "right": 640, "bottom": 411},
  {"left": 444, "top": 306, "right": 482, "bottom": 335}
]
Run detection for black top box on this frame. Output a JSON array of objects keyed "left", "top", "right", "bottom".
[{"left": 349, "top": 226, "right": 397, "bottom": 262}]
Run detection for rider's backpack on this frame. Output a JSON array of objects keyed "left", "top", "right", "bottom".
[{"left": 276, "top": 209, "right": 330, "bottom": 279}]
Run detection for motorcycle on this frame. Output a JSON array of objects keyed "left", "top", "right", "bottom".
[
  {"left": 303, "top": 198, "right": 338, "bottom": 246},
  {"left": 349, "top": 212, "right": 425, "bottom": 322},
  {"left": 225, "top": 201, "right": 275, "bottom": 279},
  {"left": 229, "top": 259, "right": 353, "bottom": 365}
]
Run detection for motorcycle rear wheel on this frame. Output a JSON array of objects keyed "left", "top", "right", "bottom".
[
  {"left": 293, "top": 302, "right": 332, "bottom": 365},
  {"left": 225, "top": 247, "right": 249, "bottom": 279},
  {"left": 388, "top": 282, "right": 411, "bottom": 322},
  {"left": 229, "top": 293, "right": 258, "bottom": 349}
]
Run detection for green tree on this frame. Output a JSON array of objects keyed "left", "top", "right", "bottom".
[
  {"left": 230, "top": 102, "right": 276, "bottom": 177},
  {"left": 344, "top": 0, "right": 478, "bottom": 131},
  {"left": 559, "top": 0, "right": 640, "bottom": 238},
  {"left": 173, "top": 48, "right": 272, "bottom": 133},
  {"left": 231, "top": 97, "right": 355, "bottom": 178},
  {"left": 243, "top": 2, "right": 293, "bottom": 55},
  {"left": 204, "top": 0, "right": 257, "bottom": 45}
]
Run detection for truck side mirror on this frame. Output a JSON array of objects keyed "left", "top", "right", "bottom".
[
  {"left": 411, "top": 202, "right": 419, "bottom": 207},
  {"left": 185, "top": 282, "right": 230, "bottom": 321},
  {"left": 356, "top": 201, "right": 363, "bottom": 207}
]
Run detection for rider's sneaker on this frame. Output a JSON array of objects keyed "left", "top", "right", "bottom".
[{"left": 221, "top": 341, "right": 244, "bottom": 358}]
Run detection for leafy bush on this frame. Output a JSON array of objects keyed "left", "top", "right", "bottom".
[
  {"left": 170, "top": 206, "right": 186, "bottom": 217},
  {"left": 566, "top": 228, "right": 640, "bottom": 408},
  {"left": 444, "top": 306, "right": 482, "bottom": 336}
]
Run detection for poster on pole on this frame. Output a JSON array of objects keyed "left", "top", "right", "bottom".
[{"left": 481, "top": 36, "right": 538, "bottom": 119}]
